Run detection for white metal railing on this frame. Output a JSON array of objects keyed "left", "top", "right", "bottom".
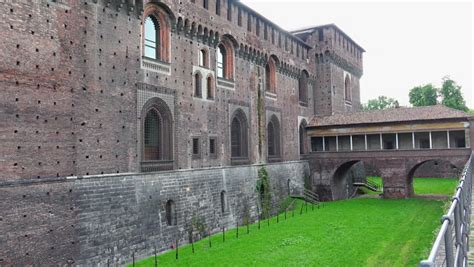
[{"left": 419, "top": 152, "right": 473, "bottom": 267}]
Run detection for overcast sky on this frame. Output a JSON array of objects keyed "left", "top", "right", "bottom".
[{"left": 241, "top": 0, "right": 473, "bottom": 108}]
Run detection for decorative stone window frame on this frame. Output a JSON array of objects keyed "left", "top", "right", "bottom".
[{"left": 141, "top": 3, "right": 173, "bottom": 75}]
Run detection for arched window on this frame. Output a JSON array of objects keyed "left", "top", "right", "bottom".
[
  {"left": 141, "top": 97, "right": 173, "bottom": 171},
  {"left": 267, "top": 115, "right": 281, "bottom": 158},
  {"left": 165, "top": 200, "right": 177, "bottom": 226},
  {"left": 143, "top": 5, "right": 171, "bottom": 62},
  {"left": 344, "top": 74, "right": 352, "bottom": 102},
  {"left": 217, "top": 44, "right": 226, "bottom": 78},
  {"left": 194, "top": 72, "right": 202, "bottom": 98},
  {"left": 144, "top": 109, "right": 161, "bottom": 160},
  {"left": 207, "top": 75, "right": 214, "bottom": 99},
  {"left": 265, "top": 56, "right": 277, "bottom": 93},
  {"left": 144, "top": 16, "right": 160, "bottom": 59},
  {"left": 217, "top": 38, "right": 234, "bottom": 80},
  {"left": 299, "top": 70, "right": 309, "bottom": 105},
  {"left": 198, "top": 49, "right": 208, "bottom": 67},
  {"left": 230, "top": 109, "right": 248, "bottom": 159},
  {"left": 299, "top": 120, "right": 307, "bottom": 155},
  {"left": 220, "top": 190, "right": 227, "bottom": 213}
]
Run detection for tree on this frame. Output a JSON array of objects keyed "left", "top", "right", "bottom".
[
  {"left": 408, "top": 84, "right": 438, "bottom": 107},
  {"left": 363, "top": 96, "right": 399, "bottom": 111},
  {"left": 439, "top": 76, "right": 468, "bottom": 111}
]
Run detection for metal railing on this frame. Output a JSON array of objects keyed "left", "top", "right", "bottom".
[{"left": 420, "top": 152, "right": 473, "bottom": 267}]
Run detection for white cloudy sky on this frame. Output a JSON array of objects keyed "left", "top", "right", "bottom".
[{"left": 241, "top": 0, "right": 473, "bottom": 108}]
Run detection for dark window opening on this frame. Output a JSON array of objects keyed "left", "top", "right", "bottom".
[
  {"left": 215, "top": 0, "right": 221, "bottom": 15},
  {"left": 194, "top": 72, "right": 202, "bottom": 97},
  {"left": 192, "top": 137, "right": 200, "bottom": 157},
  {"left": 220, "top": 191, "right": 227, "bottom": 213},
  {"left": 165, "top": 200, "right": 177, "bottom": 226},
  {"left": 227, "top": 1, "right": 232, "bottom": 21},
  {"left": 203, "top": 0, "right": 208, "bottom": 9},
  {"left": 209, "top": 137, "right": 216, "bottom": 155},
  {"left": 237, "top": 8, "right": 242, "bottom": 26}
]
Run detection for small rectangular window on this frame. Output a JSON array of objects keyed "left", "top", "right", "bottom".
[
  {"left": 209, "top": 137, "right": 217, "bottom": 156},
  {"left": 247, "top": 14, "right": 252, "bottom": 32},
  {"left": 256, "top": 19, "right": 260, "bottom": 36},
  {"left": 192, "top": 137, "right": 200, "bottom": 157},
  {"left": 203, "top": 0, "right": 208, "bottom": 9},
  {"left": 318, "top": 29, "right": 324, "bottom": 41}
]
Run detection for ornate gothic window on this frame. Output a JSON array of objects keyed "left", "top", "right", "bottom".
[
  {"left": 267, "top": 115, "right": 281, "bottom": 158},
  {"left": 141, "top": 97, "right": 173, "bottom": 171},
  {"left": 230, "top": 109, "right": 248, "bottom": 160},
  {"left": 299, "top": 70, "right": 309, "bottom": 105}
]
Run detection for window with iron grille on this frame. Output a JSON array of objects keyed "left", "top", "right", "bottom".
[
  {"left": 192, "top": 137, "right": 200, "bottom": 158},
  {"left": 209, "top": 137, "right": 217, "bottom": 156}
]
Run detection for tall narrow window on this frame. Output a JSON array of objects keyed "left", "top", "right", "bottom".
[
  {"left": 217, "top": 45, "right": 225, "bottom": 78},
  {"left": 144, "top": 16, "right": 159, "bottom": 59},
  {"left": 220, "top": 191, "right": 227, "bottom": 213},
  {"left": 344, "top": 74, "right": 351, "bottom": 102},
  {"left": 198, "top": 49, "right": 208, "bottom": 67},
  {"left": 194, "top": 72, "right": 202, "bottom": 97},
  {"left": 209, "top": 137, "right": 217, "bottom": 156},
  {"left": 265, "top": 56, "right": 277, "bottom": 93},
  {"left": 271, "top": 28, "right": 275, "bottom": 44},
  {"left": 247, "top": 14, "right": 252, "bottom": 32},
  {"left": 256, "top": 19, "right": 260, "bottom": 36},
  {"left": 165, "top": 200, "right": 177, "bottom": 226},
  {"left": 144, "top": 109, "right": 161, "bottom": 160},
  {"left": 237, "top": 8, "right": 242, "bottom": 26},
  {"left": 216, "top": 0, "right": 220, "bottom": 15},
  {"left": 227, "top": 1, "right": 232, "bottom": 21},
  {"left": 207, "top": 76, "right": 214, "bottom": 99},
  {"left": 192, "top": 137, "right": 200, "bottom": 157},
  {"left": 264, "top": 24, "right": 268, "bottom": 40},
  {"left": 299, "top": 70, "right": 309, "bottom": 105},
  {"left": 203, "top": 0, "right": 208, "bottom": 9},
  {"left": 268, "top": 121, "right": 275, "bottom": 156}
]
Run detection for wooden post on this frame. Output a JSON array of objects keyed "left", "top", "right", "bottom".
[
  {"left": 222, "top": 227, "right": 225, "bottom": 242},
  {"left": 208, "top": 231, "right": 212, "bottom": 248},
  {"left": 277, "top": 212, "right": 279, "bottom": 223},
  {"left": 154, "top": 246, "right": 157, "bottom": 267},
  {"left": 132, "top": 252, "right": 135, "bottom": 267},
  {"left": 175, "top": 239, "right": 178, "bottom": 260},
  {"left": 236, "top": 222, "right": 239, "bottom": 238},
  {"left": 285, "top": 209, "right": 287, "bottom": 220},
  {"left": 247, "top": 221, "right": 249, "bottom": 234},
  {"left": 258, "top": 214, "right": 261, "bottom": 229},
  {"left": 191, "top": 233, "right": 195, "bottom": 253}
]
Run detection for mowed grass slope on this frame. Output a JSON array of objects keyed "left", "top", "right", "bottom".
[{"left": 132, "top": 198, "right": 446, "bottom": 267}]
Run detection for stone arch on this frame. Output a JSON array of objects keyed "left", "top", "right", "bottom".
[
  {"left": 230, "top": 109, "right": 249, "bottom": 162},
  {"left": 331, "top": 160, "right": 382, "bottom": 200},
  {"left": 143, "top": 3, "right": 174, "bottom": 62},
  {"left": 140, "top": 97, "right": 173, "bottom": 164}
]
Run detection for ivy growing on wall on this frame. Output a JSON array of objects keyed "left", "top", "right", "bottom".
[{"left": 256, "top": 166, "right": 271, "bottom": 218}]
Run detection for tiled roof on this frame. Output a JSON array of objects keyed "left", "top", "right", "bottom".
[{"left": 308, "top": 105, "right": 472, "bottom": 128}]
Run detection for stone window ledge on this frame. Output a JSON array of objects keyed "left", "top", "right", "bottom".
[
  {"left": 231, "top": 157, "right": 249, "bottom": 166},
  {"left": 217, "top": 78, "right": 235, "bottom": 90},
  {"left": 141, "top": 57, "right": 171, "bottom": 75},
  {"left": 265, "top": 91, "right": 277, "bottom": 100},
  {"left": 140, "top": 160, "right": 173, "bottom": 172}
]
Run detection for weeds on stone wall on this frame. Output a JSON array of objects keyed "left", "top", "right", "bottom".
[{"left": 256, "top": 166, "right": 271, "bottom": 218}]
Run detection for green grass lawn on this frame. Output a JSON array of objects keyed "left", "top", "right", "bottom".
[
  {"left": 366, "top": 176, "right": 458, "bottom": 196},
  {"left": 132, "top": 198, "right": 446, "bottom": 267}
]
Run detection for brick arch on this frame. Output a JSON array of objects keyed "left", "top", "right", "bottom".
[
  {"left": 206, "top": 74, "right": 214, "bottom": 99},
  {"left": 143, "top": 3, "right": 175, "bottom": 62},
  {"left": 267, "top": 114, "right": 281, "bottom": 159}
]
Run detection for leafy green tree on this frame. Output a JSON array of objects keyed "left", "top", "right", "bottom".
[
  {"left": 469, "top": 109, "right": 474, "bottom": 116},
  {"left": 440, "top": 76, "right": 468, "bottom": 111},
  {"left": 408, "top": 84, "right": 438, "bottom": 107},
  {"left": 363, "top": 96, "right": 399, "bottom": 111}
]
